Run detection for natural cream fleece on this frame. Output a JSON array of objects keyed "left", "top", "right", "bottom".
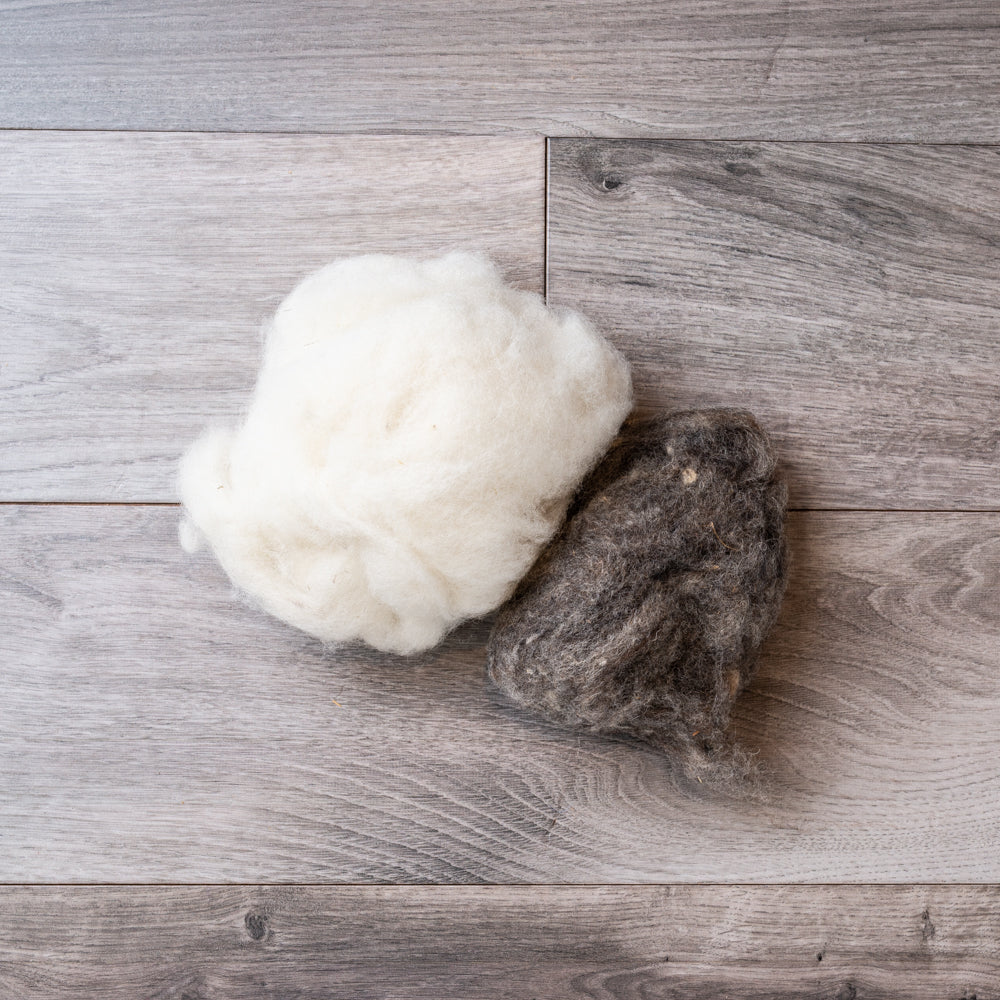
[{"left": 179, "top": 252, "right": 632, "bottom": 653}]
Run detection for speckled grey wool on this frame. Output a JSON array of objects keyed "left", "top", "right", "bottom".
[{"left": 486, "top": 408, "right": 788, "bottom": 787}]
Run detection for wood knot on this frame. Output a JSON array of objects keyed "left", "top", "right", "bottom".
[{"left": 244, "top": 910, "right": 268, "bottom": 941}]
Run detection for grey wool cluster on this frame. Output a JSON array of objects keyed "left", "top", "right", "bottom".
[{"left": 486, "top": 408, "right": 788, "bottom": 787}]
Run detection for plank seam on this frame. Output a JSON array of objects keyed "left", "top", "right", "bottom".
[
  {"left": 4, "top": 503, "right": 1000, "bottom": 514},
  {"left": 2, "top": 127, "right": 999, "bottom": 147},
  {"left": 543, "top": 135, "right": 550, "bottom": 302},
  {"left": 1, "top": 881, "right": 997, "bottom": 888}
]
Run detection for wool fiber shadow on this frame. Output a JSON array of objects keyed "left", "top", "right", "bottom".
[{"left": 486, "top": 409, "right": 789, "bottom": 789}]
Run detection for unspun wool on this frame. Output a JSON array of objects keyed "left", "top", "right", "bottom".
[
  {"left": 179, "top": 252, "right": 633, "bottom": 654},
  {"left": 486, "top": 409, "right": 788, "bottom": 787}
]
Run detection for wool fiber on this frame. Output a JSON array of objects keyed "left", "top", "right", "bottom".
[
  {"left": 486, "top": 409, "right": 788, "bottom": 787},
  {"left": 179, "top": 252, "right": 633, "bottom": 654}
]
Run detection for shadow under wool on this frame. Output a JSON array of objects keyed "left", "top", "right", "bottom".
[{"left": 486, "top": 408, "right": 789, "bottom": 788}]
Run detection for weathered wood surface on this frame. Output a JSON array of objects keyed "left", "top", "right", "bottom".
[
  {"left": 548, "top": 139, "right": 1000, "bottom": 510},
  {"left": 1, "top": 885, "right": 997, "bottom": 999},
  {"left": 7, "top": 137, "right": 997, "bottom": 512},
  {"left": 3, "top": 505, "right": 998, "bottom": 883},
  {"left": 0, "top": 131, "right": 543, "bottom": 502},
  {"left": 2, "top": 1, "right": 1000, "bottom": 141}
]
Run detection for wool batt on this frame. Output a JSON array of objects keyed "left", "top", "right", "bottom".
[
  {"left": 486, "top": 409, "right": 788, "bottom": 786},
  {"left": 178, "top": 252, "right": 633, "bottom": 654}
]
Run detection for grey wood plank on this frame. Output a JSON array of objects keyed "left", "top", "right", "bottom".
[
  {"left": 2, "top": 506, "right": 999, "bottom": 883},
  {"left": 2, "top": 1, "right": 1000, "bottom": 140},
  {"left": 548, "top": 139, "right": 1000, "bottom": 510},
  {"left": 0, "top": 131, "right": 543, "bottom": 501},
  {"left": 1, "top": 885, "right": 998, "bottom": 998}
]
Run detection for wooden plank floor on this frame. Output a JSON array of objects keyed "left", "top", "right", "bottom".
[
  {"left": 2, "top": 1, "right": 999, "bottom": 995},
  {"left": 0, "top": 132, "right": 543, "bottom": 501},
  {"left": 3, "top": 886, "right": 999, "bottom": 998},
  {"left": 547, "top": 139, "right": 1000, "bottom": 510},
  {"left": 1, "top": 1, "right": 999, "bottom": 140},
  {"left": 3, "top": 507, "right": 999, "bottom": 882}
]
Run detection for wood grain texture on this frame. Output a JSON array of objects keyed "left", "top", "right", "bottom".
[
  {"left": 2, "top": 1, "right": 1000, "bottom": 140},
  {"left": 2, "top": 506, "right": 999, "bottom": 883},
  {"left": 548, "top": 139, "right": 1000, "bottom": 510},
  {"left": 1, "top": 885, "right": 998, "bottom": 999},
  {"left": 0, "top": 131, "right": 543, "bottom": 502}
]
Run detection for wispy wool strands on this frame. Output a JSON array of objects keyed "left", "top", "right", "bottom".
[
  {"left": 178, "top": 252, "right": 633, "bottom": 654},
  {"left": 486, "top": 409, "right": 788, "bottom": 786}
]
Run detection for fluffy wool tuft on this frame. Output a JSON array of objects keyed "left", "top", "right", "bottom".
[
  {"left": 179, "top": 252, "right": 633, "bottom": 654},
  {"left": 486, "top": 409, "right": 788, "bottom": 788}
]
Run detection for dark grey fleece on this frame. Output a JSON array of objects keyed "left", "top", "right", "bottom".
[{"left": 486, "top": 408, "right": 788, "bottom": 787}]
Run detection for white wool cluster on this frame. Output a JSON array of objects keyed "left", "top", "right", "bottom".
[{"left": 179, "top": 252, "right": 632, "bottom": 654}]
